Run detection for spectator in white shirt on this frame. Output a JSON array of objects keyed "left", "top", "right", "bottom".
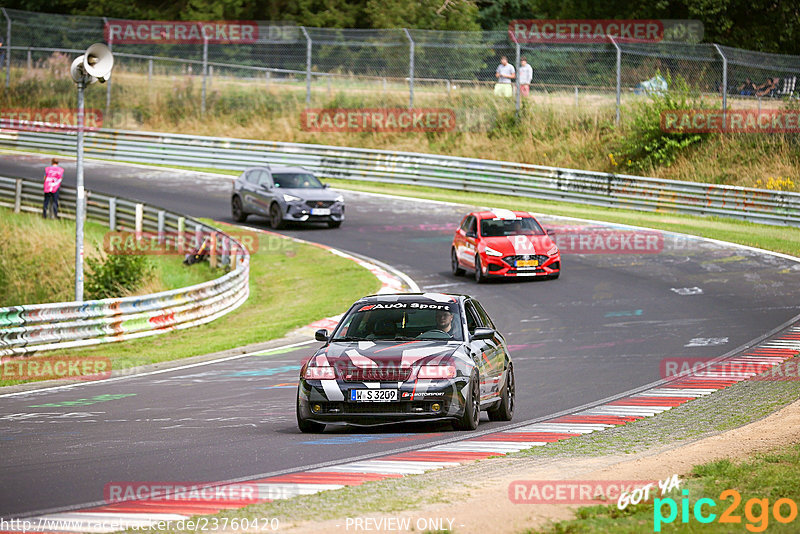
[
  {"left": 519, "top": 57, "right": 533, "bottom": 97},
  {"left": 494, "top": 56, "right": 515, "bottom": 97}
]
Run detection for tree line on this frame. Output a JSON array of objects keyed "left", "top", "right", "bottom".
[{"left": 6, "top": 0, "right": 799, "bottom": 55}]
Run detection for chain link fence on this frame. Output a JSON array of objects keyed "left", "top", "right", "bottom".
[{"left": 1, "top": 7, "right": 799, "bottom": 130}]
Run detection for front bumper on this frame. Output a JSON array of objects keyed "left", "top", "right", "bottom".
[
  {"left": 298, "top": 377, "right": 468, "bottom": 426},
  {"left": 284, "top": 203, "right": 344, "bottom": 223},
  {"left": 482, "top": 253, "right": 561, "bottom": 277}
]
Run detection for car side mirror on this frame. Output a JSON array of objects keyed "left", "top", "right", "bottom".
[
  {"left": 260, "top": 183, "right": 272, "bottom": 191},
  {"left": 546, "top": 229, "right": 555, "bottom": 236},
  {"left": 315, "top": 329, "right": 329, "bottom": 342},
  {"left": 472, "top": 327, "right": 495, "bottom": 341},
  {"left": 322, "top": 183, "right": 329, "bottom": 189}
]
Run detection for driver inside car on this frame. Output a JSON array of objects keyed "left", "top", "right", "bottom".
[{"left": 419, "top": 308, "right": 460, "bottom": 339}]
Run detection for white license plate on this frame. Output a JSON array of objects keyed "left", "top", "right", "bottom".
[
  {"left": 350, "top": 389, "right": 398, "bottom": 402},
  {"left": 311, "top": 208, "right": 331, "bottom": 216}
]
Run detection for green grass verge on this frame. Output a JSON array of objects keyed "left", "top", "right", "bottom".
[
  {"left": 325, "top": 179, "right": 800, "bottom": 258},
  {"left": 529, "top": 444, "right": 800, "bottom": 533},
  {"left": 0, "top": 221, "right": 380, "bottom": 387}
]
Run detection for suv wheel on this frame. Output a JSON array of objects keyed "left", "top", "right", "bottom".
[{"left": 231, "top": 196, "right": 247, "bottom": 222}]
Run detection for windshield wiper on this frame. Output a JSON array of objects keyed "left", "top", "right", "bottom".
[
  {"left": 392, "top": 336, "right": 418, "bottom": 341},
  {"left": 331, "top": 336, "right": 364, "bottom": 342}
]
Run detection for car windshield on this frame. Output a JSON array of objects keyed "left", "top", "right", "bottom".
[
  {"left": 332, "top": 301, "right": 463, "bottom": 341},
  {"left": 272, "top": 173, "right": 323, "bottom": 189},
  {"left": 480, "top": 217, "right": 544, "bottom": 237}
]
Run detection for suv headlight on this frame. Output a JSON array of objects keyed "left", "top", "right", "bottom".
[
  {"left": 547, "top": 245, "right": 559, "bottom": 256},
  {"left": 484, "top": 246, "right": 503, "bottom": 257},
  {"left": 283, "top": 194, "right": 302, "bottom": 203},
  {"left": 335, "top": 194, "right": 344, "bottom": 203}
]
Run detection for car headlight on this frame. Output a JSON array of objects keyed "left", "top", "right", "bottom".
[
  {"left": 484, "top": 246, "right": 503, "bottom": 257},
  {"left": 303, "top": 366, "right": 335, "bottom": 380},
  {"left": 283, "top": 194, "right": 302, "bottom": 203},
  {"left": 547, "top": 245, "right": 559, "bottom": 256},
  {"left": 417, "top": 365, "right": 456, "bottom": 379},
  {"left": 335, "top": 195, "right": 344, "bottom": 203}
]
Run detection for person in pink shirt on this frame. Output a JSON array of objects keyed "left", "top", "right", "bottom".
[{"left": 43, "top": 157, "right": 64, "bottom": 219}]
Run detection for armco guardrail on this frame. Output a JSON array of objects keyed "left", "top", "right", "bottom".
[
  {"left": 0, "top": 176, "right": 250, "bottom": 357},
  {"left": 1, "top": 128, "right": 799, "bottom": 226}
]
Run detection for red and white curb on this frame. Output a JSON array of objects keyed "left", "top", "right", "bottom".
[{"left": 12, "top": 326, "right": 799, "bottom": 533}]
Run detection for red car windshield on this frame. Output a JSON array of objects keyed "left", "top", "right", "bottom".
[{"left": 480, "top": 217, "right": 544, "bottom": 237}]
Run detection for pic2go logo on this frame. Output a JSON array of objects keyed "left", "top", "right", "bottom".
[{"left": 654, "top": 489, "right": 799, "bottom": 532}]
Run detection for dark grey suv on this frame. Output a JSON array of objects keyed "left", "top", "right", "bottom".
[{"left": 231, "top": 165, "right": 345, "bottom": 228}]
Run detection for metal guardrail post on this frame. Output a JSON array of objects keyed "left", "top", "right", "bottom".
[
  {"left": 403, "top": 28, "right": 415, "bottom": 109},
  {"left": 209, "top": 232, "right": 217, "bottom": 268},
  {"left": 201, "top": 36, "right": 208, "bottom": 114},
  {"left": 609, "top": 36, "right": 621, "bottom": 124},
  {"left": 108, "top": 197, "right": 116, "bottom": 230},
  {"left": 134, "top": 203, "right": 143, "bottom": 236},
  {"left": 300, "top": 27, "right": 311, "bottom": 105},
  {"left": 713, "top": 44, "right": 728, "bottom": 128},
  {"left": 2, "top": 8, "right": 10, "bottom": 89},
  {"left": 13, "top": 178, "right": 21, "bottom": 213},
  {"left": 157, "top": 210, "right": 165, "bottom": 243},
  {"left": 177, "top": 216, "right": 185, "bottom": 254},
  {"left": 265, "top": 69, "right": 271, "bottom": 88},
  {"left": 148, "top": 58, "right": 153, "bottom": 83},
  {"left": 222, "top": 235, "right": 230, "bottom": 266},
  {"left": 26, "top": 48, "right": 30, "bottom": 69}
]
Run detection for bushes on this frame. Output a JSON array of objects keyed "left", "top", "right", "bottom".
[
  {"left": 614, "top": 73, "right": 710, "bottom": 174},
  {"left": 86, "top": 254, "right": 154, "bottom": 300}
]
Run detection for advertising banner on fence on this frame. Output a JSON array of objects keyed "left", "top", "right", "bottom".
[
  {"left": 104, "top": 20, "right": 259, "bottom": 44},
  {"left": 0, "top": 108, "right": 103, "bottom": 132}
]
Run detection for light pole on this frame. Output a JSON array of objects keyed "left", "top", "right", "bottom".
[{"left": 70, "top": 43, "right": 114, "bottom": 301}]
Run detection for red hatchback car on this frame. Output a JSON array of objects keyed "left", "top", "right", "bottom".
[{"left": 451, "top": 209, "right": 561, "bottom": 283}]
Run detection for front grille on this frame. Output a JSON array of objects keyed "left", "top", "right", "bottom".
[
  {"left": 306, "top": 200, "right": 335, "bottom": 209},
  {"left": 502, "top": 254, "right": 549, "bottom": 267},
  {"left": 341, "top": 367, "right": 413, "bottom": 382}
]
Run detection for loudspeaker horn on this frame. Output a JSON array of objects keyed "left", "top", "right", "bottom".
[{"left": 83, "top": 43, "right": 114, "bottom": 83}]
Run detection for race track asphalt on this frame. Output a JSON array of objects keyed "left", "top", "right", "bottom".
[{"left": 1, "top": 154, "right": 798, "bottom": 517}]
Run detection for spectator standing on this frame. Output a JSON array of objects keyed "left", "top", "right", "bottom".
[
  {"left": 494, "top": 56, "right": 515, "bottom": 97},
  {"left": 43, "top": 158, "right": 64, "bottom": 219},
  {"left": 519, "top": 57, "right": 533, "bottom": 97}
]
